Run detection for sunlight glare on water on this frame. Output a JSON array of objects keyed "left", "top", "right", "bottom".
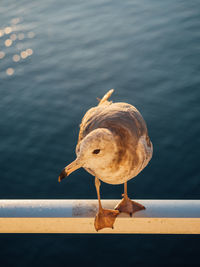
[{"left": 0, "top": 15, "right": 35, "bottom": 77}]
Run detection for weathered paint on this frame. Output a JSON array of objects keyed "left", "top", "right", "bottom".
[{"left": 0, "top": 200, "right": 199, "bottom": 234}]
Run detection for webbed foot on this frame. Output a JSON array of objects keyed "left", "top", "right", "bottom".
[
  {"left": 115, "top": 197, "right": 145, "bottom": 216},
  {"left": 94, "top": 208, "right": 119, "bottom": 231}
]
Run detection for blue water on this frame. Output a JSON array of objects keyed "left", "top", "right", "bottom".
[{"left": 0, "top": 0, "right": 200, "bottom": 265}]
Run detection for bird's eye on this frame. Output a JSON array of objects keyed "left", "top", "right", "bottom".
[{"left": 92, "top": 149, "right": 100, "bottom": 154}]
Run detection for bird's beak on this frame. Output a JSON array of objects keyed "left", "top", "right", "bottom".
[{"left": 58, "top": 158, "right": 82, "bottom": 182}]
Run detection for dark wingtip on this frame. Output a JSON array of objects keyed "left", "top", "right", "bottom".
[{"left": 58, "top": 168, "right": 67, "bottom": 182}]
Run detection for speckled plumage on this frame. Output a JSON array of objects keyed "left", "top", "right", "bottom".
[
  {"left": 75, "top": 90, "right": 153, "bottom": 184},
  {"left": 58, "top": 89, "right": 153, "bottom": 231}
]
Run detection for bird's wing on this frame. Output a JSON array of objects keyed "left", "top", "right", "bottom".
[
  {"left": 97, "top": 89, "right": 114, "bottom": 106},
  {"left": 76, "top": 101, "right": 146, "bottom": 154}
]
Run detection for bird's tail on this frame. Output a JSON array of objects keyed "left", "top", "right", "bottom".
[{"left": 97, "top": 89, "right": 114, "bottom": 105}]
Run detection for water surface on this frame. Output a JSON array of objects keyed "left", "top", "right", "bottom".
[{"left": 0, "top": 0, "right": 200, "bottom": 266}]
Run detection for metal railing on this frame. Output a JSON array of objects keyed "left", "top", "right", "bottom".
[{"left": 0, "top": 199, "right": 199, "bottom": 234}]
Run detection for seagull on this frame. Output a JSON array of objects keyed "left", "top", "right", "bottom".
[{"left": 58, "top": 89, "right": 153, "bottom": 231}]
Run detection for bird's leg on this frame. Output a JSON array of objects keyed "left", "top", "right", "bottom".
[
  {"left": 115, "top": 182, "right": 145, "bottom": 216},
  {"left": 94, "top": 177, "right": 119, "bottom": 231}
]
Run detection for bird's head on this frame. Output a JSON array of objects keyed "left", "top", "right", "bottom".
[{"left": 58, "top": 128, "right": 117, "bottom": 182}]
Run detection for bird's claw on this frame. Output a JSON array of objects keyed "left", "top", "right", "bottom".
[
  {"left": 94, "top": 208, "right": 119, "bottom": 231},
  {"left": 115, "top": 197, "right": 145, "bottom": 215}
]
